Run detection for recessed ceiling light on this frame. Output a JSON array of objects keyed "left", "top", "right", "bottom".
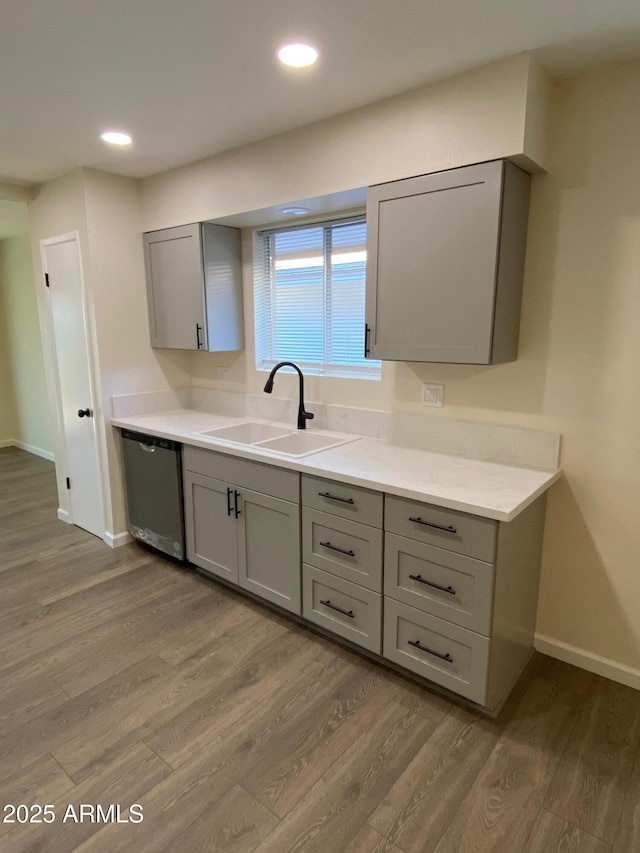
[
  {"left": 277, "top": 43, "right": 318, "bottom": 68},
  {"left": 100, "top": 131, "right": 132, "bottom": 146},
  {"left": 279, "top": 206, "right": 311, "bottom": 216}
]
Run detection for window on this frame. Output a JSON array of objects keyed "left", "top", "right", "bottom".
[{"left": 254, "top": 216, "right": 381, "bottom": 379}]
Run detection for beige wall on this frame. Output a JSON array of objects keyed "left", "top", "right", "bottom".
[
  {"left": 143, "top": 52, "right": 547, "bottom": 231},
  {"left": 0, "top": 233, "right": 52, "bottom": 454},
  {"left": 0, "top": 268, "right": 18, "bottom": 444},
  {"left": 0, "top": 201, "right": 51, "bottom": 454},
  {"left": 82, "top": 168, "right": 191, "bottom": 534}
]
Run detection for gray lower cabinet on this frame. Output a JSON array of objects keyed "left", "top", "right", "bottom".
[
  {"left": 365, "top": 159, "right": 531, "bottom": 364},
  {"left": 382, "top": 493, "right": 547, "bottom": 709},
  {"left": 184, "top": 471, "right": 239, "bottom": 584},
  {"left": 301, "top": 474, "right": 384, "bottom": 653},
  {"left": 303, "top": 565, "right": 382, "bottom": 653},
  {"left": 143, "top": 222, "right": 244, "bottom": 352},
  {"left": 183, "top": 447, "right": 301, "bottom": 615},
  {"left": 383, "top": 599, "right": 490, "bottom": 704},
  {"left": 183, "top": 450, "right": 547, "bottom": 711},
  {"left": 237, "top": 487, "right": 300, "bottom": 613}
]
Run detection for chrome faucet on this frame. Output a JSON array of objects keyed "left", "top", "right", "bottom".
[{"left": 263, "top": 361, "right": 314, "bottom": 430}]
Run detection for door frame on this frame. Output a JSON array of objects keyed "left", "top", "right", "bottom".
[{"left": 39, "top": 231, "right": 107, "bottom": 537}]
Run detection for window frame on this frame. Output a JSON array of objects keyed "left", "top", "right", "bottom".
[{"left": 253, "top": 213, "right": 381, "bottom": 380}]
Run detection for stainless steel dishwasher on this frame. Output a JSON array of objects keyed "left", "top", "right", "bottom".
[{"left": 120, "top": 429, "right": 185, "bottom": 560}]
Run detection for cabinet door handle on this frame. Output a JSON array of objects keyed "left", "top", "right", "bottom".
[
  {"left": 196, "top": 323, "right": 203, "bottom": 349},
  {"left": 408, "top": 640, "right": 453, "bottom": 663},
  {"left": 364, "top": 322, "right": 371, "bottom": 356},
  {"left": 409, "top": 574, "right": 456, "bottom": 595},
  {"left": 408, "top": 517, "right": 457, "bottom": 535},
  {"left": 320, "top": 599, "right": 354, "bottom": 619},
  {"left": 226, "top": 487, "right": 232, "bottom": 517},
  {"left": 318, "top": 492, "right": 354, "bottom": 505},
  {"left": 234, "top": 490, "right": 241, "bottom": 518},
  {"left": 319, "top": 541, "right": 355, "bottom": 558}
]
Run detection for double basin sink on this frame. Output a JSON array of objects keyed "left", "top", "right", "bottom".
[{"left": 198, "top": 421, "right": 358, "bottom": 457}]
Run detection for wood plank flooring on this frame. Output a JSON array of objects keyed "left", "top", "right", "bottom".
[{"left": 1, "top": 446, "right": 639, "bottom": 852}]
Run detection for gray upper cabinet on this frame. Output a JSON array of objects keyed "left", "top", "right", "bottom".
[
  {"left": 365, "top": 160, "right": 530, "bottom": 364},
  {"left": 143, "top": 222, "right": 244, "bottom": 352}
]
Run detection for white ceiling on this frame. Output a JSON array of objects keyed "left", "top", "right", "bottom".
[{"left": 2, "top": 0, "right": 640, "bottom": 187}]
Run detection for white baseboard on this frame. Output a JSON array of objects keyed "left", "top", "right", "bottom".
[
  {"left": 0, "top": 439, "right": 54, "bottom": 461},
  {"left": 535, "top": 633, "right": 640, "bottom": 690},
  {"left": 13, "top": 440, "right": 55, "bottom": 462},
  {"left": 104, "top": 530, "right": 133, "bottom": 549},
  {"left": 57, "top": 508, "right": 71, "bottom": 524}
]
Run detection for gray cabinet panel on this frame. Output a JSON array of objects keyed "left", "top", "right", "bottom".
[
  {"left": 385, "top": 494, "right": 497, "bottom": 562},
  {"left": 184, "top": 471, "right": 238, "bottom": 583},
  {"left": 302, "top": 509, "right": 382, "bottom": 591},
  {"left": 238, "top": 489, "right": 301, "bottom": 615},
  {"left": 202, "top": 224, "right": 245, "bottom": 352},
  {"left": 184, "top": 446, "right": 299, "bottom": 502},
  {"left": 301, "top": 474, "right": 383, "bottom": 527},
  {"left": 365, "top": 160, "right": 530, "bottom": 364},
  {"left": 384, "top": 533, "right": 494, "bottom": 635},
  {"left": 383, "top": 599, "right": 489, "bottom": 705},
  {"left": 303, "top": 564, "right": 382, "bottom": 654},
  {"left": 144, "top": 224, "right": 205, "bottom": 350},
  {"left": 143, "top": 222, "right": 244, "bottom": 353}
]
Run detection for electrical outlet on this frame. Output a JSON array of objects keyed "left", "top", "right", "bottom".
[
  {"left": 216, "top": 367, "right": 230, "bottom": 383},
  {"left": 422, "top": 383, "right": 444, "bottom": 407}
]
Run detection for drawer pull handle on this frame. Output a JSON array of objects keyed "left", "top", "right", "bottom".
[
  {"left": 320, "top": 599, "right": 354, "bottom": 619},
  {"left": 408, "top": 517, "right": 457, "bottom": 535},
  {"left": 320, "top": 541, "right": 355, "bottom": 558},
  {"left": 234, "top": 490, "right": 241, "bottom": 518},
  {"left": 318, "top": 492, "right": 355, "bottom": 505},
  {"left": 226, "top": 487, "right": 232, "bottom": 517},
  {"left": 408, "top": 640, "right": 453, "bottom": 663},
  {"left": 409, "top": 574, "right": 456, "bottom": 595}
]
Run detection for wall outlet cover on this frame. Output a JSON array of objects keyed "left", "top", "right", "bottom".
[
  {"left": 216, "top": 367, "right": 230, "bottom": 383},
  {"left": 422, "top": 383, "right": 444, "bottom": 407}
]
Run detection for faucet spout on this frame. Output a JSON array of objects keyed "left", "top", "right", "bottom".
[{"left": 263, "top": 361, "right": 315, "bottom": 430}]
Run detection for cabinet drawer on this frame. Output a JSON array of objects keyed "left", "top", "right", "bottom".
[
  {"left": 184, "top": 445, "right": 299, "bottom": 502},
  {"left": 303, "top": 565, "right": 381, "bottom": 654},
  {"left": 385, "top": 495, "right": 496, "bottom": 562},
  {"left": 384, "top": 534, "right": 493, "bottom": 635},
  {"left": 383, "top": 599, "right": 489, "bottom": 704},
  {"left": 303, "top": 509, "right": 382, "bottom": 592},
  {"left": 301, "top": 475, "right": 382, "bottom": 528}
]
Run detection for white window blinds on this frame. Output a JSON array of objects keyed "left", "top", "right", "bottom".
[{"left": 254, "top": 217, "right": 381, "bottom": 379}]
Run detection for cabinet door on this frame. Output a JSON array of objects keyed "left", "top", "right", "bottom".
[
  {"left": 366, "top": 161, "right": 503, "bottom": 364},
  {"left": 184, "top": 471, "right": 238, "bottom": 583},
  {"left": 237, "top": 488, "right": 301, "bottom": 615},
  {"left": 143, "top": 224, "right": 206, "bottom": 350}
]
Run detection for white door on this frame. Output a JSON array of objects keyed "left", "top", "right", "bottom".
[{"left": 42, "top": 234, "right": 104, "bottom": 538}]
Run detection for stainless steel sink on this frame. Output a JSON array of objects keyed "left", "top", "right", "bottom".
[
  {"left": 199, "top": 422, "right": 291, "bottom": 444},
  {"left": 256, "top": 431, "right": 357, "bottom": 457}
]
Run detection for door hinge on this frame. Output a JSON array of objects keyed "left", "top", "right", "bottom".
[
  {"left": 66, "top": 477, "right": 70, "bottom": 489},
  {"left": 45, "top": 273, "right": 50, "bottom": 288}
]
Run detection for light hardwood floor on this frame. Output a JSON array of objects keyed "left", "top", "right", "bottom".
[{"left": 1, "top": 446, "right": 639, "bottom": 852}]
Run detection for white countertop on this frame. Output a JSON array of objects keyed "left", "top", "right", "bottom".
[
  {"left": 111, "top": 409, "right": 562, "bottom": 521},
  {"left": 111, "top": 409, "right": 561, "bottom": 522}
]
